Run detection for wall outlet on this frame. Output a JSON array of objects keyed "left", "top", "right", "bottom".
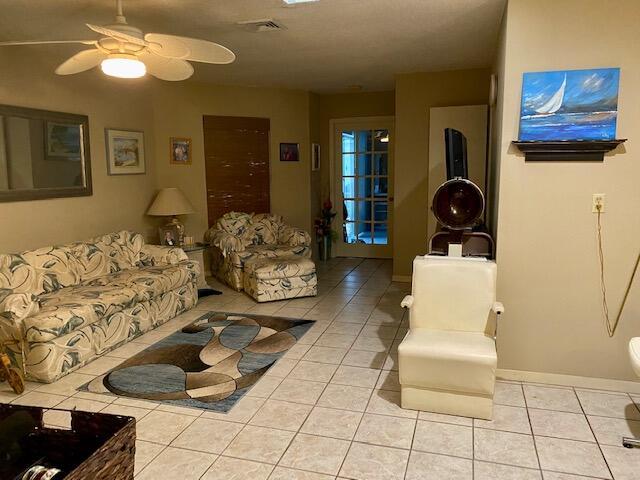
[{"left": 592, "top": 193, "right": 606, "bottom": 213}]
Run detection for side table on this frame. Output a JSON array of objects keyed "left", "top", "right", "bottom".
[{"left": 181, "top": 243, "right": 210, "bottom": 290}]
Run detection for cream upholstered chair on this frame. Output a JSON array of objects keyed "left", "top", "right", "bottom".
[{"left": 398, "top": 255, "right": 504, "bottom": 420}]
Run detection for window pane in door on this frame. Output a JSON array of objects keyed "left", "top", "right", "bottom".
[
  {"left": 373, "top": 177, "right": 387, "bottom": 196},
  {"left": 344, "top": 221, "right": 355, "bottom": 243},
  {"left": 373, "top": 153, "right": 388, "bottom": 175},
  {"left": 356, "top": 177, "right": 372, "bottom": 198},
  {"left": 356, "top": 154, "right": 372, "bottom": 176},
  {"left": 343, "top": 200, "right": 355, "bottom": 222},
  {"left": 355, "top": 200, "right": 372, "bottom": 222},
  {"left": 374, "top": 202, "right": 387, "bottom": 222},
  {"left": 342, "top": 177, "right": 355, "bottom": 199},
  {"left": 355, "top": 130, "right": 372, "bottom": 152},
  {"left": 374, "top": 130, "right": 389, "bottom": 151},
  {"left": 354, "top": 222, "right": 372, "bottom": 244},
  {"left": 373, "top": 223, "right": 388, "bottom": 244},
  {"left": 342, "top": 153, "right": 355, "bottom": 176},
  {"left": 342, "top": 132, "right": 356, "bottom": 153}
]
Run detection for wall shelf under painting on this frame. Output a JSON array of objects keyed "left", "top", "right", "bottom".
[{"left": 511, "top": 139, "right": 626, "bottom": 161}]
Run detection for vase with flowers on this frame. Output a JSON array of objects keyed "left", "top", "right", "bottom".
[{"left": 315, "top": 199, "right": 337, "bottom": 261}]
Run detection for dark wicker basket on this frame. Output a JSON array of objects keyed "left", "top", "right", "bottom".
[{"left": 0, "top": 403, "right": 135, "bottom": 480}]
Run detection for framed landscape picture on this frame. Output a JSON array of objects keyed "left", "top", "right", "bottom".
[
  {"left": 519, "top": 67, "right": 620, "bottom": 141},
  {"left": 170, "top": 137, "right": 192, "bottom": 165},
  {"left": 280, "top": 143, "right": 299, "bottom": 162},
  {"left": 46, "top": 121, "right": 82, "bottom": 160},
  {"left": 105, "top": 129, "right": 146, "bottom": 175}
]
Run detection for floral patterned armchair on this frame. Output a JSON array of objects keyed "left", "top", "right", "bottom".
[{"left": 205, "top": 212, "right": 312, "bottom": 291}]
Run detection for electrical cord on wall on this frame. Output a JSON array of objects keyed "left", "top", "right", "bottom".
[{"left": 596, "top": 205, "right": 640, "bottom": 337}]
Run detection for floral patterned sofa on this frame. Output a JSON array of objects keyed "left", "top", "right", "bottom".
[
  {"left": 0, "top": 231, "right": 198, "bottom": 383},
  {"left": 205, "top": 212, "right": 312, "bottom": 291}
]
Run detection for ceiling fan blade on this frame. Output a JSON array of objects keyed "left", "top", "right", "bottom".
[
  {"left": 55, "top": 49, "right": 107, "bottom": 75},
  {"left": 0, "top": 40, "right": 96, "bottom": 46},
  {"left": 86, "top": 23, "right": 148, "bottom": 46},
  {"left": 139, "top": 52, "right": 194, "bottom": 81},
  {"left": 144, "top": 33, "right": 235, "bottom": 64}
]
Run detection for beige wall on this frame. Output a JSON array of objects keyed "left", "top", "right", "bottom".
[
  {"left": 393, "top": 69, "right": 490, "bottom": 277},
  {"left": 150, "top": 82, "right": 312, "bottom": 244},
  {"left": 494, "top": 0, "right": 640, "bottom": 380},
  {"left": 0, "top": 49, "right": 157, "bottom": 253}
]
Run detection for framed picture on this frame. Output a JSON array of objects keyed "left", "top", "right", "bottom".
[
  {"left": 105, "top": 128, "right": 146, "bottom": 175},
  {"left": 170, "top": 137, "right": 192, "bottom": 165},
  {"left": 159, "top": 225, "right": 180, "bottom": 247},
  {"left": 45, "top": 121, "right": 82, "bottom": 160},
  {"left": 311, "top": 143, "right": 320, "bottom": 171},
  {"left": 519, "top": 67, "right": 620, "bottom": 141},
  {"left": 280, "top": 143, "right": 299, "bottom": 162}
]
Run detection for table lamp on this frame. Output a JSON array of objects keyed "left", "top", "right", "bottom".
[{"left": 147, "top": 187, "right": 195, "bottom": 245}]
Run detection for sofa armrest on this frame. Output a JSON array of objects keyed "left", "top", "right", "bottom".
[
  {"left": 140, "top": 244, "right": 188, "bottom": 266},
  {"left": 278, "top": 225, "right": 311, "bottom": 247},
  {"left": 207, "top": 229, "right": 246, "bottom": 257},
  {"left": 0, "top": 289, "right": 39, "bottom": 338}
]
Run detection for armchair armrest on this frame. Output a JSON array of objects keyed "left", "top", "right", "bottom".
[
  {"left": 140, "top": 244, "right": 188, "bottom": 266},
  {"left": 206, "top": 229, "right": 246, "bottom": 257},
  {"left": 492, "top": 302, "right": 505, "bottom": 315},
  {"left": 278, "top": 225, "right": 312, "bottom": 247},
  {"left": 401, "top": 295, "right": 414, "bottom": 309}
]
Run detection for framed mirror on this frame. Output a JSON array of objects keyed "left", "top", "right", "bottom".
[{"left": 0, "top": 105, "right": 92, "bottom": 202}]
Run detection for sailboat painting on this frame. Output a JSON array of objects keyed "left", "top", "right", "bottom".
[{"left": 519, "top": 68, "right": 620, "bottom": 141}]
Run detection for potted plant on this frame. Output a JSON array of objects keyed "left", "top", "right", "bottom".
[{"left": 315, "top": 199, "right": 336, "bottom": 261}]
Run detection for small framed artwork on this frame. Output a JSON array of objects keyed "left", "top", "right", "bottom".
[
  {"left": 311, "top": 143, "right": 320, "bottom": 171},
  {"left": 45, "top": 121, "right": 82, "bottom": 160},
  {"left": 159, "top": 225, "right": 180, "bottom": 247},
  {"left": 170, "top": 137, "right": 192, "bottom": 165},
  {"left": 280, "top": 143, "right": 299, "bottom": 162},
  {"left": 105, "top": 128, "right": 146, "bottom": 175}
]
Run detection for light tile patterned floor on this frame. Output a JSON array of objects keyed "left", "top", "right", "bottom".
[{"left": 3, "top": 258, "right": 640, "bottom": 479}]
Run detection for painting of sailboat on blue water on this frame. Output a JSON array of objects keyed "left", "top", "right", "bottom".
[{"left": 519, "top": 68, "right": 620, "bottom": 141}]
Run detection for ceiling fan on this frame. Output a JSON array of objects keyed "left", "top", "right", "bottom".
[{"left": 0, "top": 0, "right": 235, "bottom": 81}]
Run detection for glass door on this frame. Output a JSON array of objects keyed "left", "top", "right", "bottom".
[{"left": 333, "top": 118, "right": 393, "bottom": 258}]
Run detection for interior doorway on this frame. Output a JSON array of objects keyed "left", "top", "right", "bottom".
[
  {"left": 331, "top": 117, "right": 394, "bottom": 258},
  {"left": 202, "top": 116, "right": 270, "bottom": 226}
]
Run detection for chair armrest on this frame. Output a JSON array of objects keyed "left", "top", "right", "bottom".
[
  {"left": 140, "top": 244, "right": 188, "bottom": 266},
  {"left": 492, "top": 302, "right": 505, "bottom": 315},
  {"left": 0, "top": 289, "right": 39, "bottom": 320},
  {"left": 401, "top": 295, "right": 414, "bottom": 309},
  {"left": 278, "top": 226, "right": 312, "bottom": 247},
  {"left": 206, "top": 229, "right": 246, "bottom": 257}
]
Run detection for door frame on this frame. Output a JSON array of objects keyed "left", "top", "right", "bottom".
[{"left": 329, "top": 116, "right": 395, "bottom": 258}]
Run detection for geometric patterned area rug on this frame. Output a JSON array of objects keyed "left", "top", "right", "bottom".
[{"left": 80, "top": 312, "right": 314, "bottom": 412}]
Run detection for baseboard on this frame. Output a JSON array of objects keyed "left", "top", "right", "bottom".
[
  {"left": 392, "top": 275, "right": 411, "bottom": 283},
  {"left": 497, "top": 368, "right": 640, "bottom": 394}
]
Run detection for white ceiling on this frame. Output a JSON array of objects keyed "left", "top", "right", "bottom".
[{"left": 0, "top": 0, "right": 506, "bottom": 92}]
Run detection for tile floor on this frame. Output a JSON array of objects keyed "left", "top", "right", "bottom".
[{"left": 3, "top": 258, "right": 640, "bottom": 479}]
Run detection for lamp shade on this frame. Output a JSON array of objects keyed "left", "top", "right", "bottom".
[{"left": 147, "top": 187, "right": 195, "bottom": 216}]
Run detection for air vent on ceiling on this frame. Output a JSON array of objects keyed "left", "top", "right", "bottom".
[{"left": 237, "top": 18, "right": 285, "bottom": 32}]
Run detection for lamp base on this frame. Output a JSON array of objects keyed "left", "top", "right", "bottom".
[{"left": 166, "top": 216, "right": 185, "bottom": 246}]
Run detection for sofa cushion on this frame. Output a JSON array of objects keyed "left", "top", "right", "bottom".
[
  {"left": 231, "top": 244, "right": 312, "bottom": 269},
  {"left": 0, "top": 246, "right": 81, "bottom": 296},
  {"left": 82, "top": 262, "right": 196, "bottom": 302},
  {"left": 245, "top": 256, "right": 316, "bottom": 280},
  {"left": 24, "top": 284, "right": 140, "bottom": 342},
  {"left": 216, "top": 212, "right": 252, "bottom": 237},
  {"left": 72, "top": 231, "right": 145, "bottom": 282},
  {"left": 398, "top": 328, "right": 497, "bottom": 396},
  {"left": 242, "top": 215, "right": 281, "bottom": 246}
]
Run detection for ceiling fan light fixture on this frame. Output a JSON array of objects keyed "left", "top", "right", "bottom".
[{"left": 100, "top": 53, "right": 146, "bottom": 78}]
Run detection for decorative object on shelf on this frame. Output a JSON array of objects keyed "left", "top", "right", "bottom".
[
  {"left": 519, "top": 67, "right": 620, "bottom": 142},
  {"left": 147, "top": 187, "right": 195, "bottom": 246},
  {"left": 81, "top": 312, "right": 314, "bottom": 412},
  {"left": 170, "top": 137, "right": 192, "bottom": 165},
  {"left": 311, "top": 143, "right": 320, "bottom": 171},
  {"left": 315, "top": 199, "right": 337, "bottom": 261},
  {"left": 511, "top": 139, "right": 626, "bottom": 162},
  {"left": 105, "top": 128, "right": 145, "bottom": 175},
  {"left": 280, "top": 142, "right": 299, "bottom": 162}
]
